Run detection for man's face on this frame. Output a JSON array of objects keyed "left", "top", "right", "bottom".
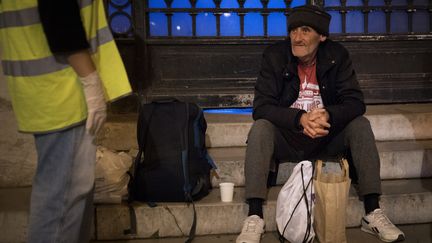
[{"left": 289, "top": 26, "right": 327, "bottom": 63}]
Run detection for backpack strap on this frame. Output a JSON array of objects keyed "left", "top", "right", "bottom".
[
  {"left": 180, "top": 102, "right": 198, "bottom": 243},
  {"left": 124, "top": 102, "right": 156, "bottom": 236},
  {"left": 185, "top": 194, "right": 197, "bottom": 243},
  {"left": 192, "top": 105, "right": 217, "bottom": 170},
  {"left": 123, "top": 204, "right": 137, "bottom": 235},
  {"left": 129, "top": 103, "right": 156, "bottom": 202},
  {"left": 181, "top": 102, "right": 192, "bottom": 195}
]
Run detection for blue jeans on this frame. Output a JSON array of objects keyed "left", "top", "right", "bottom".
[{"left": 28, "top": 124, "right": 96, "bottom": 243}]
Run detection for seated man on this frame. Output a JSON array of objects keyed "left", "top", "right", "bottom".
[{"left": 236, "top": 5, "right": 405, "bottom": 243}]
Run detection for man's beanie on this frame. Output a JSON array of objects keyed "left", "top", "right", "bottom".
[{"left": 288, "top": 5, "right": 331, "bottom": 36}]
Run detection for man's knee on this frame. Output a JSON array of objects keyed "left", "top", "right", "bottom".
[
  {"left": 346, "top": 116, "right": 372, "bottom": 131},
  {"left": 248, "top": 119, "right": 275, "bottom": 141},
  {"left": 345, "top": 116, "right": 375, "bottom": 139}
]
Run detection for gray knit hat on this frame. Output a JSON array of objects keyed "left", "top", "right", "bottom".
[{"left": 288, "top": 5, "right": 331, "bottom": 36}]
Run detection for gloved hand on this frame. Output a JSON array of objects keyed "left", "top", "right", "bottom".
[{"left": 79, "top": 71, "right": 107, "bottom": 135}]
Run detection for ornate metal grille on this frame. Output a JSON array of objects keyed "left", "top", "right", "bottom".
[
  {"left": 106, "top": 0, "right": 432, "bottom": 38},
  {"left": 106, "top": 0, "right": 134, "bottom": 38}
]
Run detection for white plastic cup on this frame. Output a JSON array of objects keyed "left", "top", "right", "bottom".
[{"left": 219, "top": 182, "right": 235, "bottom": 202}]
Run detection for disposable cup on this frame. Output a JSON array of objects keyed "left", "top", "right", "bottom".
[{"left": 219, "top": 182, "right": 235, "bottom": 202}]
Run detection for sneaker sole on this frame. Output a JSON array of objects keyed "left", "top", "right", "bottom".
[
  {"left": 361, "top": 226, "right": 405, "bottom": 243},
  {"left": 236, "top": 233, "right": 264, "bottom": 243}
]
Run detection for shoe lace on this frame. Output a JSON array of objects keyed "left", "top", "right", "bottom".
[
  {"left": 372, "top": 210, "right": 393, "bottom": 228},
  {"left": 244, "top": 218, "right": 261, "bottom": 233}
]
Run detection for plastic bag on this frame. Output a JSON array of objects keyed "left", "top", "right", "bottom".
[
  {"left": 276, "top": 160, "right": 315, "bottom": 243},
  {"left": 94, "top": 146, "right": 132, "bottom": 203}
]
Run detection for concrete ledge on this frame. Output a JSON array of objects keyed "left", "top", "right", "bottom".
[
  {"left": 209, "top": 140, "right": 432, "bottom": 187},
  {"left": 0, "top": 187, "right": 31, "bottom": 243},
  {"left": 205, "top": 104, "right": 432, "bottom": 147},
  {"left": 95, "top": 178, "right": 432, "bottom": 240},
  {"left": 0, "top": 100, "right": 36, "bottom": 188},
  {"left": 1, "top": 180, "right": 431, "bottom": 242},
  {"left": 99, "top": 104, "right": 432, "bottom": 150}
]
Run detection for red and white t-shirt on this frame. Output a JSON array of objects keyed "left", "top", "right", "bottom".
[{"left": 290, "top": 62, "right": 323, "bottom": 112}]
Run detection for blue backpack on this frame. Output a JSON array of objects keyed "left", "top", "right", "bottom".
[{"left": 126, "top": 99, "right": 215, "bottom": 242}]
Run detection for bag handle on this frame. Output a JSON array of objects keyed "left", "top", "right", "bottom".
[
  {"left": 315, "top": 160, "right": 323, "bottom": 181},
  {"left": 280, "top": 163, "right": 314, "bottom": 243},
  {"left": 340, "top": 159, "right": 349, "bottom": 180},
  {"left": 315, "top": 159, "right": 350, "bottom": 181}
]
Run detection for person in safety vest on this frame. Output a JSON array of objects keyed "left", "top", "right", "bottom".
[{"left": 0, "top": 0, "right": 131, "bottom": 242}]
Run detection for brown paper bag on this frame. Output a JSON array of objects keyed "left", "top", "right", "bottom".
[{"left": 313, "top": 159, "right": 351, "bottom": 243}]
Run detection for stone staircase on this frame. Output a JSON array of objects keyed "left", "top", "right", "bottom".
[
  {"left": 1, "top": 103, "right": 432, "bottom": 242},
  {"left": 94, "top": 103, "right": 432, "bottom": 240}
]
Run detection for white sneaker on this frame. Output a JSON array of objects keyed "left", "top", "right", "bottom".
[
  {"left": 361, "top": 209, "right": 405, "bottom": 242},
  {"left": 236, "top": 215, "right": 265, "bottom": 243}
]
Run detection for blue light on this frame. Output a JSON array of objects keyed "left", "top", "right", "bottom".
[
  {"left": 220, "top": 13, "right": 240, "bottom": 36},
  {"left": 221, "top": 0, "right": 239, "bottom": 8},
  {"left": 245, "top": 13, "right": 264, "bottom": 36},
  {"left": 196, "top": 0, "right": 215, "bottom": 8},
  {"left": 108, "top": 2, "right": 131, "bottom": 15},
  {"left": 143, "top": 0, "right": 428, "bottom": 36},
  {"left": 290, "top": 0, "right": 306, "bottom": 8},
  {"left": 111, "top": 14, "right": 131, "bottom": 34},
  {"left": 347, "top": 0, "right": 363, "bottom": 6},
  {"left": 328, "top": 11, "right": 342, "bottom": 33},
  {"left": 244, "top": 0, "right": 262, "bottom": 8},
  {"left": 197, "top": 13, "right": 217, "bottom": 36},
  {"left": 325, "top": 0, "right": 340, "bottom": 6},
  {"left": 172, "top": 13, "right": 193, "bottom": 36},
  {"left": 369, "top": 0, "right": 384, "bottom": 6},
  {"left": 268, "top": 13, "right": 287, "bottom": 36},
  {"left": 413, "top": 10, "right": 430, "bottom": 33},
  {"left": 268, "top": 0, "right": 287, "bottom": 8},
  {"left": 391, "top": 11, "right": 408, "bottom": 33},
  {"left": 204, "top": 108, "right": 253, "bottom": 114},
  {"left": 172, "top": 0, "right": 191, "bottom": 8},
  {"left": 369, "top": 11, "right": 386, "bottom": 33},
  {"left": 111, "top": 0, "right": 129, "bottom": 7},
  {"left": 346, "top": 11, "right": 364, "bottom": 33},
  {"left": 149, "top": 13, "right": 168, "bottom": 36},
  {"left": 149, "top": 1, "right": 166, "bottom": 8}
]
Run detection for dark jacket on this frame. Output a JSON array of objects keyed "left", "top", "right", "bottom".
[{"left": 253, "top": 39, "right": 365, "bottom": 135}]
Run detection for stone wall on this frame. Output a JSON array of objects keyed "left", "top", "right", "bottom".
[
  {"left": 0, "top": 55, "right": 10, "bottom": 100},
  {"left": 0, "top": 56, "right": 37, "bottom": 188}
]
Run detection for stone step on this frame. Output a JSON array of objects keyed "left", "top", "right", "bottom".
[
  {"left": 209, "top": 140, "right": 432, "bottom": 187},
  {"left": 1, "top": 180, "right": 431, "bottom": 242},
  {"left": 0, "top": 187, "right": 31, "bottom": 243},
  {"left": 91, "top": 223, "right": 432, "bottom": 243},
  {"left": 95, "top": 178, "right": 432, "bottom": 240},
  {"left": 100, "top": 104, "right": 432, "bottom": 150}
]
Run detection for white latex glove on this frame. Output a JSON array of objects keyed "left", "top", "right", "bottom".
[{"left": 79, "top": 71, "right": 107, "bottom": 135}]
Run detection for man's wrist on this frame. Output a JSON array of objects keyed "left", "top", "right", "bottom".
[{"left": 296, "top": 110, "right": 307, "bottom": 131}]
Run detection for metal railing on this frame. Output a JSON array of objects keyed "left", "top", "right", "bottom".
[{"left": 105, "top": 0, "right": 432, "bottom": 39}]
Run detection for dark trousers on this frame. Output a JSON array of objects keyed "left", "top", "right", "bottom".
[{"left": 244, "top": 116, "right": 382, "bottom": 200}]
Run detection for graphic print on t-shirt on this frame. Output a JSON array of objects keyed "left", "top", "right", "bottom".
[{"left": 290, "top": 63, "right": 323, "bottom": 112}]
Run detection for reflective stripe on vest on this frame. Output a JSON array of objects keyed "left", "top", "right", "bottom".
[
  {"left": 2, "top": 26, "right": 113, "bottom": 76},
  {"left": 0, "top": 0, "right": 131, "bottom": 133}
]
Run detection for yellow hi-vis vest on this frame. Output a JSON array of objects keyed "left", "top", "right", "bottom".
[{"left": 0, "top": 0, "right": 132, "bottom": 133}]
